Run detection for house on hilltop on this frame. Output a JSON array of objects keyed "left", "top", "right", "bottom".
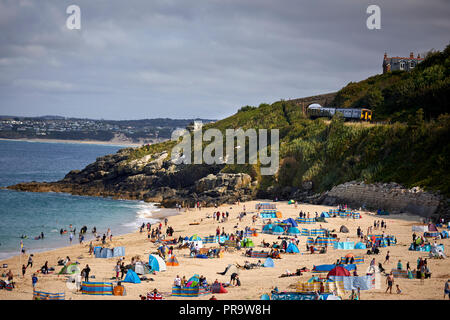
[{"left": 383, "top": 52, "right": 424, "bottom": 73}]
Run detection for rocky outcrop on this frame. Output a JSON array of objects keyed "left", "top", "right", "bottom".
[
  {"left": 7, "top": 149, "right": 258, "bottom": 208},
  {"left": 309, "top": 181, "right": 447, "bottom": 220}
]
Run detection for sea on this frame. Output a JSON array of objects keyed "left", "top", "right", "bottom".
[{"left": 0, "top": 139, "right": 165, "bottom": 261}]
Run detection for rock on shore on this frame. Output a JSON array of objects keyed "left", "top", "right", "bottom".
[{"left": 7, "top": 149, "right": 256, "bottom": 207}]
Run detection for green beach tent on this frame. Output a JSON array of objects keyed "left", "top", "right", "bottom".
[{"left": 58, "top": 263, "right": 80, "bottom": 275}]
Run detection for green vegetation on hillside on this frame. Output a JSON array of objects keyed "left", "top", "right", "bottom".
[
  {"left": 331, "top": 44, "right": 450, "bottom": 121},
  {"left": 125, "top": 45, "right": 450, "bottom": 197}
]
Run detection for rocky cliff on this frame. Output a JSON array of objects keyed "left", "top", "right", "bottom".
[{"left": 7, "top": 148, "right": 256, "bottom": 208}]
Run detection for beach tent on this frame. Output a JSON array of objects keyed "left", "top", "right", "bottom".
[
  {"left": 241, "top": 238, "right": 255, "bottom": 248},
  {"left": 321, "top": 212, "right": 331, "bottom": 218},
  {"left": 428, "top": 224, "right": 438, "bottom": 232},
  {"left": 166, "top": 255, "right": 180, "bottom": 266},
  {"left": 339, "top": 225, "right": 349, "bottom": 233},
  {"left": 148, "top": 254, "right": 167, "bottom": 272},
  {"left": 260, "top": 294, "right": 270, "bottom": 300},
  {"left": 81, "top": 282, "right": 114, "bottom": 295},
  {"left": 134, "top": 262, "right": 151, "bottom": 275},
  {"left": 271, "top": 225, "right": 285, "bottom": 235},
  {"left": 221, "top": 264, "right": 239, "bottom": 276},
  {"left": 287, "top": 227, "right": 301, "bottom": 236},
  {"left": 58, "top": 263, "right": 80, "bottom": 275},
  {"left": 441, "top": 230, "right": 449, "bottom": 239},
  {"left": 327, "top": 266, "right": 351, "bottom": 278},
  {"left": 286, "top": 243, "right": 300, "bottom": 253},
  {"left": 288, "top": 200, "right": 295, "bottom": 204},
  {"left": 283, "top": 218, "right": 298, "bottom": 227},
  {"left": 189, "top": 235, "right": 202, "bottom": 241},
  {"left": 211, "top": 282, "right": 228, "bottom": 294},
  {"left": 123, "top": 269, "right": 141, "bottom": 284},
  {"left": 262, "top": 224, "right": 274, "bottom": 234},
  {"left": 186, "top": 274, "right": 200, "bottom": 287},
  {"left": 263, "top": 257, "right": 275, "bottom": 268}
]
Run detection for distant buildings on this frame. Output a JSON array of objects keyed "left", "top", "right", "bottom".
[{"left": 383, "top": 52, "right": 424, "bottom": 73}]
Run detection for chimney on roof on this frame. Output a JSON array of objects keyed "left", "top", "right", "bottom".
[{"left": 410, "top": 52, "right": 414, "bottom": 59}]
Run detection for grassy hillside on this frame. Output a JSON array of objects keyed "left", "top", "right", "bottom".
[
  {"left": 125, "top": 45, "right": 450, "bottom": 197},
  {"left": 330, "top": 43, "right": 450, "bottom": 121}
]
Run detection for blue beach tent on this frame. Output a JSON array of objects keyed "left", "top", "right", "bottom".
[
  {"left": 283, "top": 218, "right": 298, "bottom": 227},
  {"left": 271, "top": 225, "right": 285, "bottom": 235},
  {"left": 123, "top": 269, "right": 141, "bottom": 284},
  {"left": 321, "top": 212, "right": 331, "bottom": 218},
  {"left": 148, "top": 254, "right": 167, "bottom": 272},
  {"left": 287, "top": 227, "right": 300, "bottom": 236},
  {"left": 286, "top": 243, "right": 300, "bottom": 253},
  {"left": 263, "top": 257, "right": 275, "bottom": 268},
  {"left": 262, "top": 224, "right": 274, "bottom": 233}
]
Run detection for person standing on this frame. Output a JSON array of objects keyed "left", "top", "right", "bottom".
[
  {"left": 114, "top": 262, "right": 121, "bottom": 280},
  {"left": 69, "top": 232, "right": 73, "bottom": 244},
  {"left": 32, "top": 273, "right": 38, "bottom": 290},
  {"left": 26, "top": 255, "right": 33, "bottom": 268},
  {"left": 82, "top": 264, "right": 90, "bottom": 283},
  {"left": 444, "top": 280, "right": 450, "bottom": 299},
  {"left": 385, "top": 272, "right": 394, "bottom": 294},
  {"left": 22, "top": 264, "right": 27, "bottom": 277},
  {"left": 384, "top": 251, "right": 390, "bottom": 265}
]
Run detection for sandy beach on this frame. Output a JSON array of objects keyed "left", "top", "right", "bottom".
[{"left": 0, "top": 200, "right": 448, "bottom": 300}]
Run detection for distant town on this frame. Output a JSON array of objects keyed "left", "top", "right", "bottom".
[{"left": 0, "top": 116, "right": 215, "bottom": 144}]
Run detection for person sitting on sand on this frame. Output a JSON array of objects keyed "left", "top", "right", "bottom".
[{"left": 396, "top": 284, "right": 402, "bottom": 294}]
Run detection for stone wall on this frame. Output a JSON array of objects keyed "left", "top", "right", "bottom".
[{"left": 320, "top": 181, "right": 443, "bottom": 218}]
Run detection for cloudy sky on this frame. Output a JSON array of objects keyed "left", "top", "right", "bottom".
[{"left": 0, "top": 0, "right": 449, "bottom": 120}]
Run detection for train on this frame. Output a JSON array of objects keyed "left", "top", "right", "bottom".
[{"left": 306, "top": 104, "right": 372, "bottom": 121}]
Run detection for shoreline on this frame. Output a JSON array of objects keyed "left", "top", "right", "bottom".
[
  {"left": 0, "top": 138, "right": 143, "bottom": 148},
  {"left": 0, "top": 202, "right": 180, "bottom": 262},
  {"left": 1, "top": 199, "right": 448, "bottom": 300}
]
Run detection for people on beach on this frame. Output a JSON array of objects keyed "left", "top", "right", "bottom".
[
  {"left": 32, "top": 273, "right": 38, "bottom": 290},
  {"left": 385, "top": 272, "right": 394, "bottom": 294},
  {"left": 26, "top": 255, "right": 33, "bottom": 268},
  {"left": 82, "top": 264, "right": 90, "bottom": 282},
  {"left": 445, "top": 280, "right": 450, "bottom": 299}
]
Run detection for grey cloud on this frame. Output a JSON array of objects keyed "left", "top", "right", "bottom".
[{"left": 0, "top": 0, "right": 449, "bottom": 119}]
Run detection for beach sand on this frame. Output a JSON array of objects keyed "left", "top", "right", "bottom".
[{"left": 0, "top": 200, "right": 448, "bottom": 300}]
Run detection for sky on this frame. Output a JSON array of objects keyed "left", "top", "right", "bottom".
[{"left": 0, "top": 0, "right": 449, "bottom": 120}]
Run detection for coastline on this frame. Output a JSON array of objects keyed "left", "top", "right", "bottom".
[
  {"left": 0, "top": 138, "right": 142, "bottom": 148},
  {"left": 1, "top": 199, "right": 448, "bottom": 300}
]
